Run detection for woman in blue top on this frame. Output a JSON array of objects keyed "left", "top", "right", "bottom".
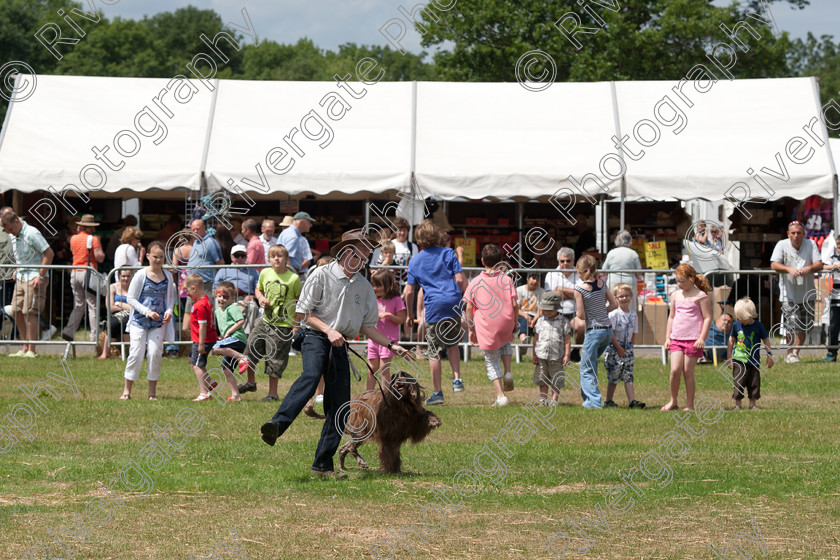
[
  {"left": 98, "top": 270, "right": 134, "bottom": 360},
  {"left": 403, "top": 220, "right": 467, "bottom": 406},
  {"left": 121, "top": 242, "right": 174, "bottom": 400}
]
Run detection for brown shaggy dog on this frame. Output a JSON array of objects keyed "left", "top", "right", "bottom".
[{"left": 339, "top": 370, "right": 441, "bottom": 473}]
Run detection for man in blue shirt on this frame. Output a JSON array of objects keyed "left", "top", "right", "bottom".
[
  {"left": 187, "top": 219, "right": 224, "bottom": 297},
  {"left": 213, "top": 245, "right": 259, "bottom": 300},
  {"left": 276, "top": 212, "right": 315, "bottom": 279},
  {"left": 703, "top": 312, "right": 733, "bottom": 363}
]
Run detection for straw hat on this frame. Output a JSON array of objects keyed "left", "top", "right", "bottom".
[
  {"left": 279, "top": 215, "right": 295, "bottom": 227},
  {"left": 77, "top": 214, "right": 99, "bottom": 227},
  {"left": 330, "top": 229, "right": 378, "bottom": 257}
]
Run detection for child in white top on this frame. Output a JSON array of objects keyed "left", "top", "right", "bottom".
[{"left": 603, "top": 283, "right": 644, "bottom": 409}]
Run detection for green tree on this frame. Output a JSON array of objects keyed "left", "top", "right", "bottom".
[
  {"left": 241, "top": 38, "right": 329, "bottom": 80},
  {"left": 417, "top": 0, "right": 801, "bottom": 82},
  {"left": 54, "top": 18, "right": 166, "bottom": 77},
  {"left": 789, "top": 32, "right": 840, "bottom": 132},
  {"left": 143, "top": 6, "right": 245, "bottom": 78}
]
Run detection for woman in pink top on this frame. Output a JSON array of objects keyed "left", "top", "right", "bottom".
[
  {"left": 367, "top": 270, "right": 407, "bottom": 390},
  {"left": 663, "top": 264, "right": 712, "bottom": 411}
]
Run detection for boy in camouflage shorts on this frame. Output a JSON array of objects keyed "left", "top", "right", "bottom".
[{"left": 603, "top": 283, "right": 645, "bottom": 409}]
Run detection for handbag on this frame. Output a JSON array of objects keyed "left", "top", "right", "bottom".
[{"left": 83, "top": 235, "right": 108, "bottom": 296}]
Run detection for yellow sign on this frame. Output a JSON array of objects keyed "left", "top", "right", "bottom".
[
  {"left": 455, "top": 238, "right": 477, "bottom": 267},
  {"left": 645, "top": 241, "right": 669, "bottom": 270},
  {"left": 631, "top": 239, "right": 647, "bottom": 267}
]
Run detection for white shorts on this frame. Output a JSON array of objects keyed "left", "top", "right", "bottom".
[{"left": 483, "top": 342, "right": 512, "bottom": 381}]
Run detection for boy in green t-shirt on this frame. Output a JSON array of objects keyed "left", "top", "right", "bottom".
[
  {"left": 239, "top": 244, "right": 302, "bottom": 401},
  {"left": 212, "top": 281, "right": 249, "bottom": 402},
  {"left": 211, "top": 282, "right": 249, "bottom": 402}
]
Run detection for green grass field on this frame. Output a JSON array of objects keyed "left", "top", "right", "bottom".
[{"left": 1, "top": 351, "right": 838, "bottom": 560}]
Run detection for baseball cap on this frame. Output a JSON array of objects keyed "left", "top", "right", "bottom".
[
  {"left": 231, "top": 244, "right": 247, "bottom": 257},
  {"left": 294, "top": 211, "right": 316, "bottom": 223}
]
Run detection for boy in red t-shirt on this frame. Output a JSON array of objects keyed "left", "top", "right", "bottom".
[{"left": 185, "top": 274, "right": 219, "bottom": 401}]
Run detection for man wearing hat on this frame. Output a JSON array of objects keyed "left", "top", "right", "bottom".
[
  {"left": 260, "top": 229, "right": 414, "bottom": 478},
  {"left": 62, "top": 214, "right": 105, "bottom": 342},
  {"left": 277, "top": 211, "right": 316, "bottom": 280}
]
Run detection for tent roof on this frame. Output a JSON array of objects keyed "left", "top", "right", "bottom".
[
  {"left": 203, "top": 80, "right": 413, "bottom": 199},
  {"left": 413, "top": 81, "right": 621, "bottom": 201},
  {"left": 616, "top": 77, "right": 834, "bottom": 202},
  {"left": 0, "top": 75, "right": 834, "bottom": 203},
  {"left": 0, "top": 75, "right": 210, "bottom": 194}
]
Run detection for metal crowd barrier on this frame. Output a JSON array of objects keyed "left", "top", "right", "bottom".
[
  {"left": 0, "top": 264, "right": 103, "bottom": 360},
  {"left": 4, "top": 261, "right": 835, "bottom": 364}
]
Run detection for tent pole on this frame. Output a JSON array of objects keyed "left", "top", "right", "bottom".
[
  {"left": 620, "top": 177, "right": 626, "bottom": 230},
  {"left": 835, "top": 174, "right": 839, "bottom": 235},
  {"left": 517, "top": 201, "right": 524, "bottom": 265}
]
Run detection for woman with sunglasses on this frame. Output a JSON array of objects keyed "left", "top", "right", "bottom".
[{"left": 98, "top": 270, "right": 134, "bottom": 359}]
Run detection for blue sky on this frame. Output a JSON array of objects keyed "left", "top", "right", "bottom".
[{"left": 101, "top": 0, "right": 840, "bottom": 55}]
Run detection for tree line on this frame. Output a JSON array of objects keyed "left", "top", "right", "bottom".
[{"left": 0, "top": 0, "right": 837, "bottom": 134}]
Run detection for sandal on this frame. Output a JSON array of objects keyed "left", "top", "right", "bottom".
[
  {"left": 238, "top": 358, "right": 251, "bottom": 375},
  {"left": 660, "top": 403, "right": 678, "bottom": 411},
  {"left": 119, "top": 394, "right": 131, "bottom": 400},
  {"left": 227, "top": 395, "right": 241, "bottom": 402},
  {"left": 192, "top": 393, "right": 212, "bottom": 402}
]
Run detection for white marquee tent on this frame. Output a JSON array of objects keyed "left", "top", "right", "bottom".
[{"left": 0, "top": 75, "right": 836, "bottom": 211}]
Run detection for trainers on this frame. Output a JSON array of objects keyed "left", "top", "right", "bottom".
[
  {"left": 785, "top": 353, "right": 800, "bottom": 364},
  {"left": 629, "top": 400, "right": 646, "bottom": 409},
  {"left": 260, "top": 394, "right": 280, "bottom": 402},
  {"left": 425, "top": 391, "right": 445, "bottom": 405},
  {"left": 823, "top": 354, "right": 837, "bottom": 363},
  {"left": 23, "top": 350, "right": 37, "bottom": 358},
  {"left": 289, "top": 349, "right": 298, "bottom": 356},
  {"left": 452, "top": 379, "right": 465, "bottom": 392},
  {"left": 503, "top": 372, "right": 514, "bottom": 392},
  {"left": 238, "top": 381, "right": 257, "bottom": 393},
  {"left": 9, "top": 350, "right": 26, "bottom": 358},
  {"left": 314, "top": 394, "right": 324, "bottom": 404},
  {"left": 310, "top": 469, "right": 347, "bottom": 480},
  {"left": 41, "top": 325, "right": 57, "bottom": 341},
  {"left": 538, "top": 397, "right": 549, "bottom": 407},
  {"left": 603, "top": 400, "right": 618, "bottom": 408},
  {"left": 492, "top": 396, "right": 509, "bottom": 407}
]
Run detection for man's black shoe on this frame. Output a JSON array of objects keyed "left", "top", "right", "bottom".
[{"left": 261, "top": 421, "right": 279, "bottom": 446}]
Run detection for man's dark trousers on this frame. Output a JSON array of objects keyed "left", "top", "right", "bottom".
[{"left": 269, "top": 330, "right": 351, "bottom": 471}]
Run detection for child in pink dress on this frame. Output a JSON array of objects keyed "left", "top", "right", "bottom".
[
  {"left": 662, "top": 264, "right": 712, "bottom": 411},
  {"left": 367, "top": 270, "right": 407, "bottom": 390}
]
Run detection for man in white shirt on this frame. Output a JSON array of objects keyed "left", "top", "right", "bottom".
[
  {"left": 260, "top": 229, "right": 413, "bottom": 478},
  {"left": 770, "top": 221, "right": 822, "bottom": 363},
  {"left": 544, "top": 246, "right": 583, "bottom": 360},
  {"left": 259, "top": 219, "right": 278, "bottom": 264}
]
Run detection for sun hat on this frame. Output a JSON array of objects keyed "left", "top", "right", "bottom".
[
  {"left": 77, "top": 214, "right": 99, "bottom": 227},
  {"left": 279, "top": 215, "right": 295, "bottom": 227},
  {"left": 330, "top": 229, "right": 378, "bottom": 257}
]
